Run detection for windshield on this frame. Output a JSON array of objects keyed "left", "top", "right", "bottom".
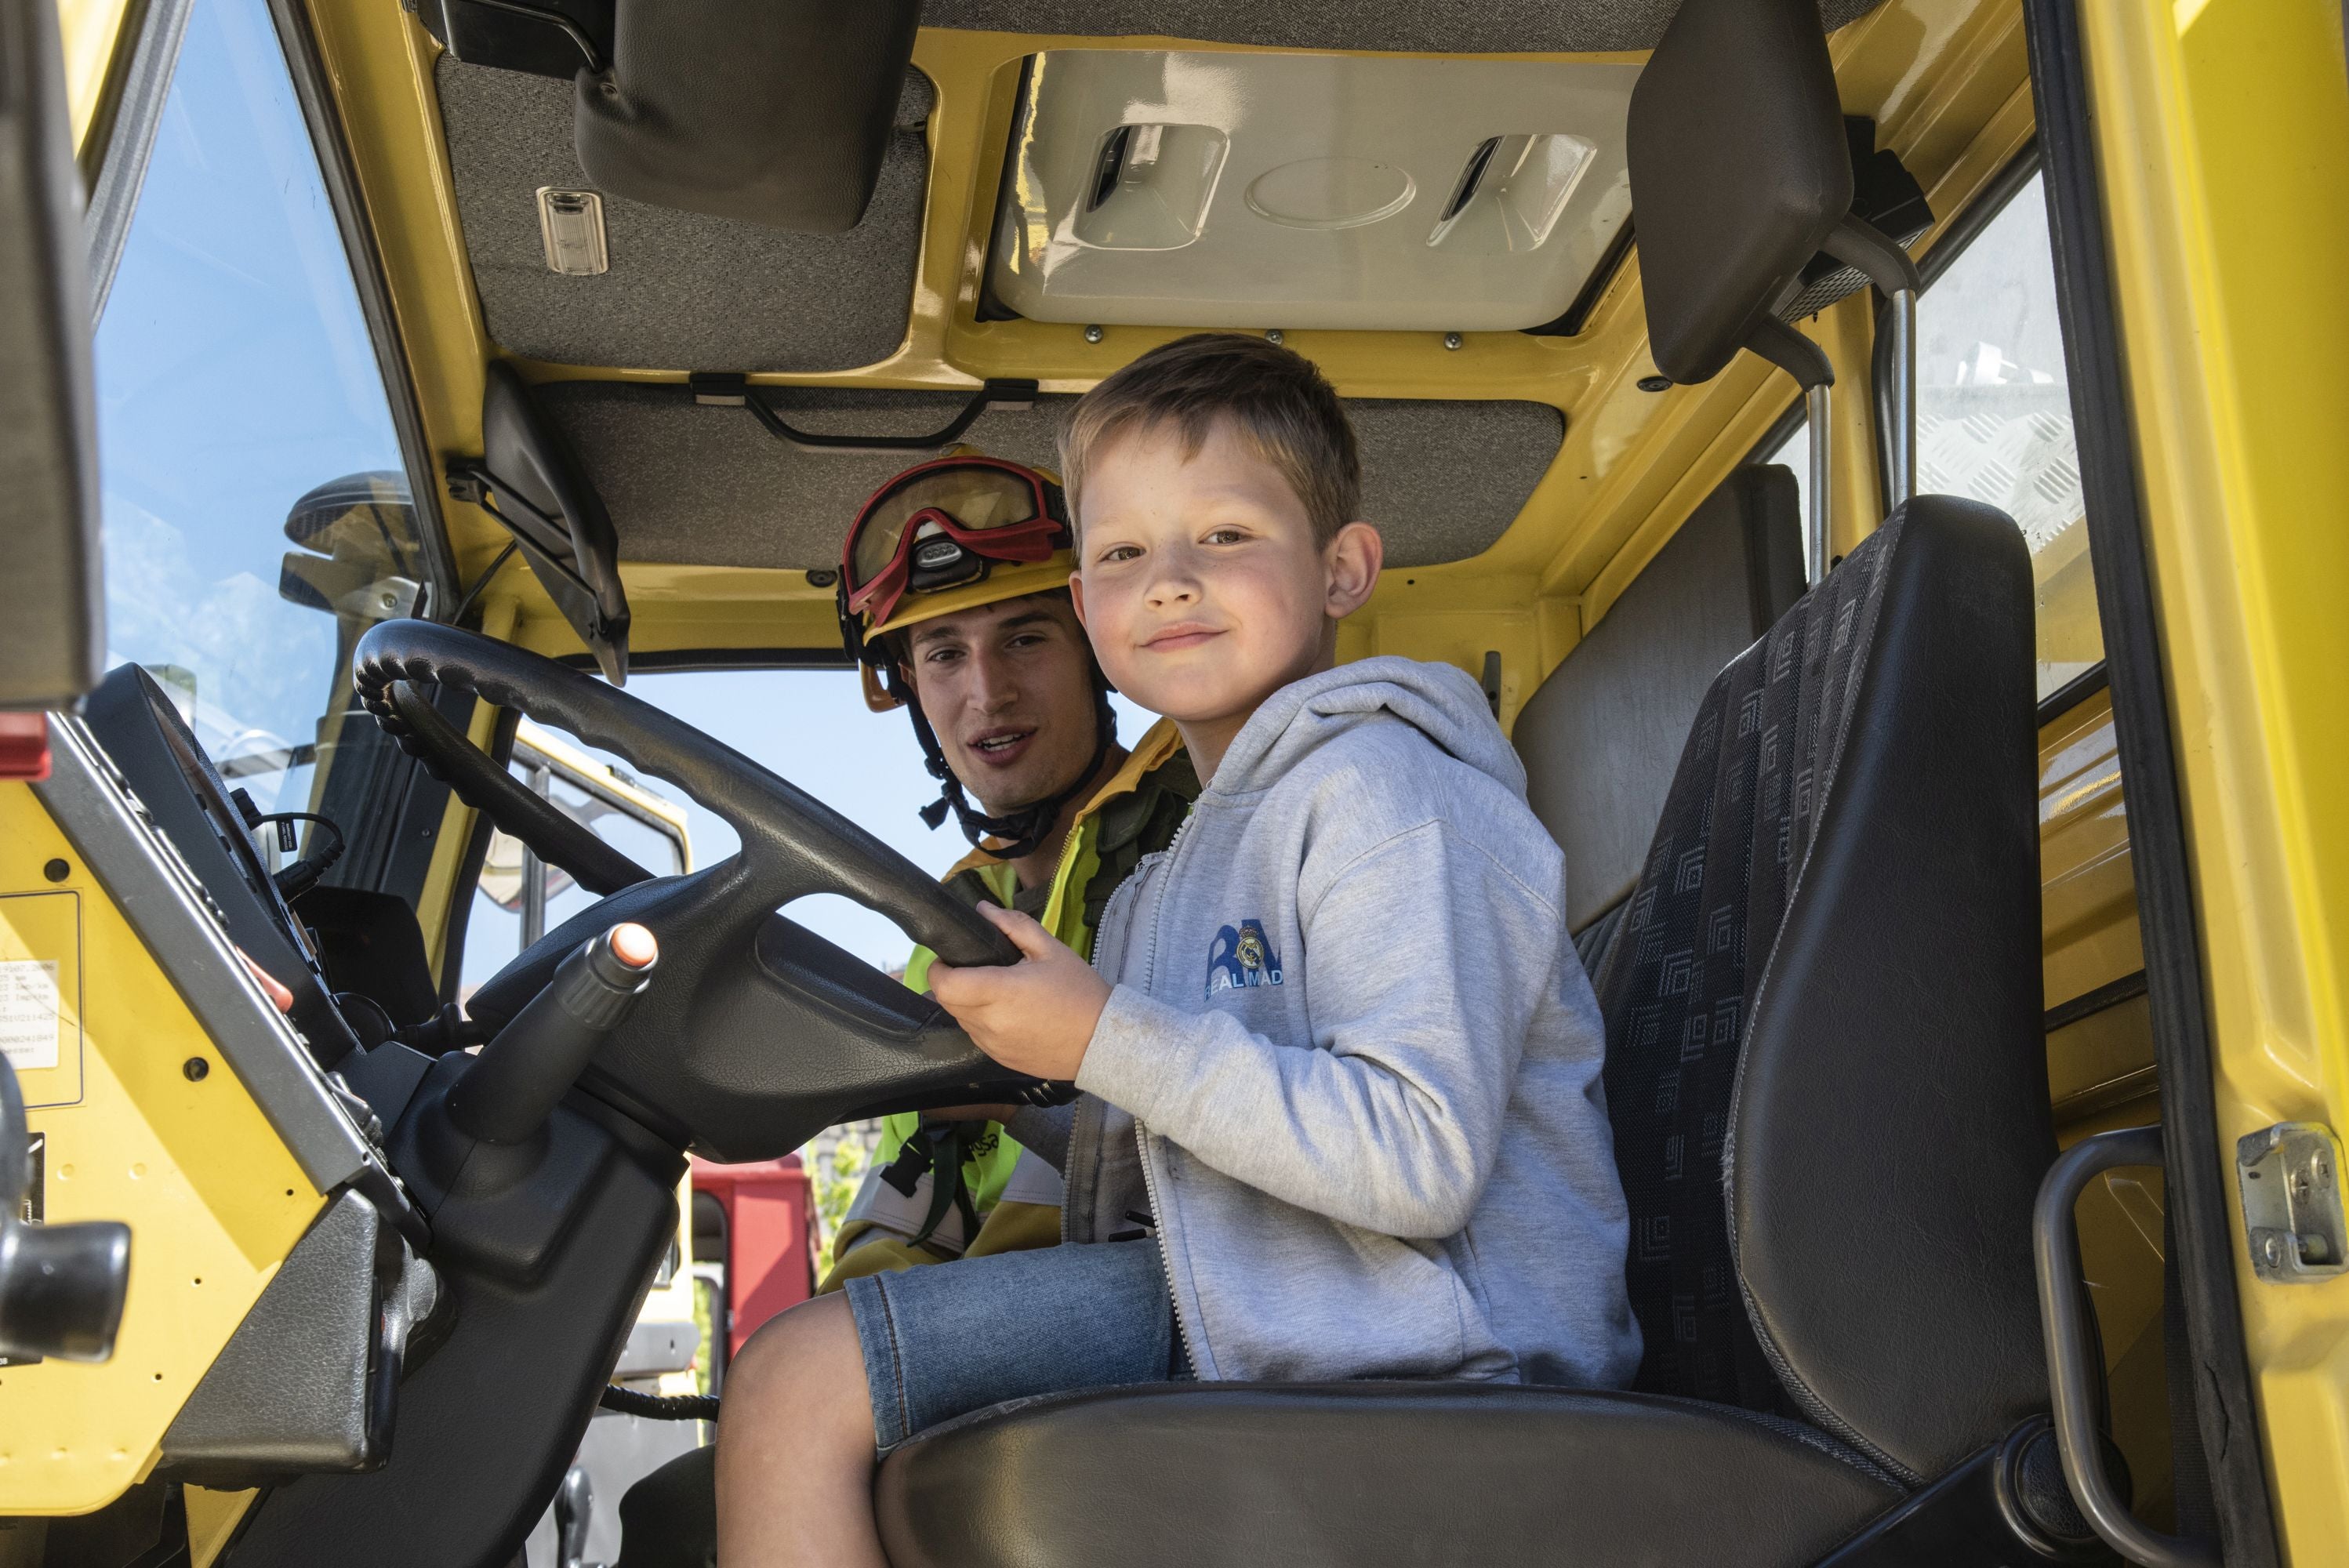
[
  {"left": 93, "top": 0, "right": 428, "bottom": 817},
  {"left": 456, "top": 670, "right": 1158, "bottom": 989}
]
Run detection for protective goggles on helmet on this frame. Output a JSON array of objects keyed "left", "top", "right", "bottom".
[{"left": 840, "top": 456, "right": 1069, "bottom": 634}]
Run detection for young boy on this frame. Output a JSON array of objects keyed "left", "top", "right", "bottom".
[{"left": 716, "top": 334, "right": 1638, "bottom": 1567}]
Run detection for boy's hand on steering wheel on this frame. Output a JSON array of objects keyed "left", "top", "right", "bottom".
[{"left": 928, "top": 903, "right": 1109, "bottom": 1083}]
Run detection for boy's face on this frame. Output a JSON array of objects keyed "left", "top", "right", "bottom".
[
  {"left": 899, "top": 592, "right": 1099, "bottom": 817},
  {"left": 1072, "top": 420, "right": 1380, "bottom": 739}
]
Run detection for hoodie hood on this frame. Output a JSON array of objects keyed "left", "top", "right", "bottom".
[{"left": 1205, "top": 655, "right": 1527, "bottom": 802}]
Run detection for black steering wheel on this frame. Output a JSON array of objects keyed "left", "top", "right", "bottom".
[{"left": 354, "top": 619, "right": 1046, "bottom": 1161}]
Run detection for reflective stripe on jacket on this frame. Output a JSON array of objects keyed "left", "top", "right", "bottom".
[{"left": 821, "top": 720, "right": 1193, "bottom": 1286}]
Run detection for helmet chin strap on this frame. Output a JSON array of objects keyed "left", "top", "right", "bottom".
[{"left": 898, "top": 672, "right": 1119, "bottom": 864}]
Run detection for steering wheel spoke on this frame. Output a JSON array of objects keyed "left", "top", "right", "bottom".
[{"left": 355, "top": 619, "right": 1038, "bottom": 1158}]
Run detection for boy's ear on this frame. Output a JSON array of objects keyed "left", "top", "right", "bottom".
[
  {"left": 1069, "top": 568, "right": 1090, "bottom": 627},
  {"left": 1323, "top": 521, "right": 1382, "bottom": 620}
]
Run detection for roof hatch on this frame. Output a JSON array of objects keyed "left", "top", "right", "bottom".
[{"left": 983, "top": 50, "right": 1640, "bottom": 333}]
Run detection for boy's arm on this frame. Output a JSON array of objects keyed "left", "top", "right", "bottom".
[{"left": 1076, "top": 821, "right": 1567, "bottom": 1240}]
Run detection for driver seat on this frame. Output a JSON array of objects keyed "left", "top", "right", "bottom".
[
  {"left": 873, "top": 492, "right": 2049, "bottom": 1568},
  {"left": 870, "top": 0, "right": 2056, "bottom": 1562}
]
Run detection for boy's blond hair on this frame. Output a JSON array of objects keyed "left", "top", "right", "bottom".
[{"left": 1058, "top": 333, "right": 1361, "bottom": 546}]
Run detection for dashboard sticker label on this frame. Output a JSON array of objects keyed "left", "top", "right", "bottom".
[{"left": 0, "top": 960, "right": 61, "bottom": 1073}]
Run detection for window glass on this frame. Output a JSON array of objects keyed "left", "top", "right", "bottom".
[
  {"left": 1914, "top": 171, "right": 2099, "bottom": 701},
  {"left": 94, "top": 0, "right": 425, "bottom": 818},
  {"left": 1755, "top": 172, "right": 2098, "bottom": 703},
  {"left": 463, "top": 729, "right": 692, "bottom": 995},
  {"left": 452, "top": 669, "right": 1157, "bottom": 998}
]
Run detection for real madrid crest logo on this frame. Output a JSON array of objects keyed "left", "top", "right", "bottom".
[{"left": 1207, "top": 919, "right": 1284, "bottom": 997}]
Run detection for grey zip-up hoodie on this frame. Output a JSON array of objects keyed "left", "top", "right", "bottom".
[{"left": 1011, "top": 656, "right": 1640, "bottom": 1388}]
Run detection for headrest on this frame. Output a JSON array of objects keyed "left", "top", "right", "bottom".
[
  {"left": 475, "top": 363, "right": 631, "bottom": 683},
  {"left": 574, "top": 0, "right": 924, "bottom": 233},
  {"left": 1627, "top": 0, "right": 1853, "bottom": 383}
]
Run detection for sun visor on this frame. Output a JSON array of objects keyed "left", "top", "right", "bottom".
[
  {"left": 463, "top": 363, "right": 631, "bottom": 684},
  {"left": 572, "top": 0, "right": 923, "bottom": 233},
  {"left": 1626, "top": 0, "right": 1853, "bottom": 383},
  {"left": 982, "top": 51, "right": 1639, "bottom": 333}
]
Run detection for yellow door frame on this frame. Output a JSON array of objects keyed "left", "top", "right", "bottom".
[{"left": 2068, "top": 0, "right": 2349, "bottom": 1558}]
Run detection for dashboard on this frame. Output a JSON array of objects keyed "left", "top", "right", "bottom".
[
  {"left": 83, "top": 663, "right": 361, "bottom": 1065},
  {"left": 52, "top": 666, "right": 424, "bottom": 1240}
]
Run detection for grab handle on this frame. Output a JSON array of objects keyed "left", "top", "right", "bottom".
[
  {"left": 2032, "top": 1124, "right": 2219, "bottom": 1568},
  {"left": 690, "top": 374, "right": 1040, "bottom": 455}
]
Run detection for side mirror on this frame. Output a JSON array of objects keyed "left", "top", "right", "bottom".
[{"left": 0, "top": 0, "right": 104, "bottom": 730}]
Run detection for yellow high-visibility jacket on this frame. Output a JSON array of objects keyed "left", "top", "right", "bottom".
[{"left": 820, "top": 720, "right": 1195, "bottom": 1288}]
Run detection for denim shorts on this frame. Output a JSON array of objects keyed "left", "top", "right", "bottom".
[{"left": 843, "top": 1237, "right": 1189, "bottom": 1450}]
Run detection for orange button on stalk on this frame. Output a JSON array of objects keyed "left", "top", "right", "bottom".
[{"left": 608, "top": 923, "right": 659, "bottom": 971}]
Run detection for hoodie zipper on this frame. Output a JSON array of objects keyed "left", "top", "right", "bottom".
[
  {"left": 1127, "top": 806, "right": 1204, "bottom": 1377},
  {"left": 1133, "top": 806, "right": 1196, "bottom": 996},
  {"left": 1135, "top": 1120, "right": 1202, "bottom": 1377}
]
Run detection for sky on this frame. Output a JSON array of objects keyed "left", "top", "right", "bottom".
[
  {"left": 93, "top": 0, "right": 403, "bottom": 819},
  {"left": 93, "top": 0, "right": 1149, "bottom": 979}
]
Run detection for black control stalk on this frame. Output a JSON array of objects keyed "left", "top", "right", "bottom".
[
  {"left": 0, "top": 1057, "right": 130, "bottom": 1363},
  {"left": 446, "top": 924, "right": 657, "bottom": 1145}
]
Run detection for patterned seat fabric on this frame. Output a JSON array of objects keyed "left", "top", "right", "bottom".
[{"left": 1592, "top": 507, "right": 1907, "bottom": 1413}]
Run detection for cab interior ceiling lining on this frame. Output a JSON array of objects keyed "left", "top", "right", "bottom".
[
  {"left": 435, "top": 58, "right": 933, "bottom": 372},
  {"left": 915, "top": 0, "right": 1886, "bottom": 53},
  {"left": 535, "top": 382, "right": 1563, "bottom": 572}
]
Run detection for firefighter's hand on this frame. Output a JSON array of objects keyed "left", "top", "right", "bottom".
[{"left": 928, "top": 902, "right": 1109, "bottom": 1082}]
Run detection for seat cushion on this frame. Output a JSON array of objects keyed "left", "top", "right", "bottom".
[{"left": 876, "top": 1383, "right": 1901, "bottom": 1568}]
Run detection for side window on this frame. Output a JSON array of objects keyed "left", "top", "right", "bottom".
[
  {"left": 1914, "top": 169, "right": 2098, "bottom": 701},
  {"left": 1755, "top": 169, "right": 2097, "bottom": 703},
  {"left": 93, "top": 0, "right": 427, "bottom": 819}
]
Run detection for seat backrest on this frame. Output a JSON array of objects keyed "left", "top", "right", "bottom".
[
  {"left": 1592, "top": 495, "right": 2052, "bottom": 1483},
  {"left": 1516, "top": 465, "right": 1805, "bottom": 941}
]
